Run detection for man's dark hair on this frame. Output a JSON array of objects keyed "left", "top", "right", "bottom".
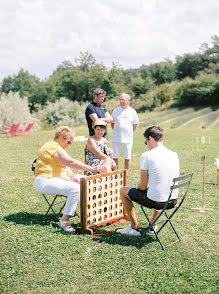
[
  {"left": 93, "top": 88, "right": 106, "bottom": 97},
  {"left": 143, "top": 126, "right": 163, "bottom": 141}
]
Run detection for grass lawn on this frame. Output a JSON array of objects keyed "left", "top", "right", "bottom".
[{"left": 0, "top": 108, "right": 218, "bottom": 293}]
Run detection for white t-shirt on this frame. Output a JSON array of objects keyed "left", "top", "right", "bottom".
[
  {"left": 140, "top": 145, "right": 180, "bottom": 202},
  {"left": 111, "top": 106, "right": 139, "bottom": 143}
]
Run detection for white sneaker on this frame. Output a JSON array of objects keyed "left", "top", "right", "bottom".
[
  {"left": 117, "top": 224, "right": 141, "bottom": 237},
  {"left": 149, "top": 224, "right": 157, "bottom": 234}
]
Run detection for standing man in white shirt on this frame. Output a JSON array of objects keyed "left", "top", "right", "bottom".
[{"left": 111, "top": 93, "right": 139, "bottom": 170}]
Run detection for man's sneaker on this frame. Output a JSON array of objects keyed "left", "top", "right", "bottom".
[
  {"left": 117, "top": 224, "right": 141, "bottom": 237},
  {"left": 149, "top": 224, "right": 157, "bottom": 234}
]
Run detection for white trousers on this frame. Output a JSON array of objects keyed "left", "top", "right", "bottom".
[{"left": 34, "top": 176, "right": 80, "bottom": 216}]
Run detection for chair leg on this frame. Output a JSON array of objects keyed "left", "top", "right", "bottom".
[
  {"left": 141, "top": 206, "right": 181, "bottom": 250},
  {"left": 140, "top": 206, "right": 165, "bottom": 250},
  {"left": 42, "top": 194, "right": 60, "bottom": 221},
  {"left": 45, "top": 195, "right": 58, "bottom": 215},
  {"left": 164, "top": 212, "right": 181, "bottom": 242},
  {"left": 41, "top": 194, "right": 77, "bottom": 221}
]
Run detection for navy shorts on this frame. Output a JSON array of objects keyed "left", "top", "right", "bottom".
[{"left": 128, "top": 188, "right": 176, "bottom": 210}]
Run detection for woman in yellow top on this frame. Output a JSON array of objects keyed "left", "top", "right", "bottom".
[{"left": 34, "top": 126, "right": 104, "bottom": 232}]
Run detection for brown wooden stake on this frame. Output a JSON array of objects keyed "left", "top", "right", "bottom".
[{"left": 191, "top": 155, "right": 213, "bottom": 212}]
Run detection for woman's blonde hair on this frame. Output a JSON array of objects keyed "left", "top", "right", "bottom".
[{"left": 54, "top": 126, "right": 74, "bottom": 140}]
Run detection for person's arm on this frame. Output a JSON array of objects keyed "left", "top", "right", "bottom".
[
  {"left": 54, "top": 148, "right": 104, "bottom": 173},
  {"left": 133, "top": 124, "right": 138, "bottom": 131},
  {"left": 64, "top": 166, "right": 81, "bottom": 183},
  {"left": 104, "top": 112, "right": 113, "bottom": 123},
  {"left": 137, "top": 170, "right": 148, "bottom": 191},
  {"left": 87, "top": 138, "right": 109, "bottom": 160}
]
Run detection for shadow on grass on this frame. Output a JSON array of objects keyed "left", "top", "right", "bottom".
[
  {"left": 206, "top": 182, "right": 217, "bottom": 186},
  {"left": 91, "top": 228, "right": 156, "bottom": 249},
  {"left": 4, "top": 211, "right": 59, "bottom": 226}
]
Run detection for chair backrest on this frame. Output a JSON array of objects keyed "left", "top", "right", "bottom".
[
  {"left": 8, "top": 123, "right": 20, "bottom": 133},
  {"left": 150, "top": 173, "right": 194, "bottom": 215},
  {"left": 24, "top": 122, "right": 34, "bottom": 132},
  {"left": 170, "top": 173, "right": 193, "bottom": 208}
]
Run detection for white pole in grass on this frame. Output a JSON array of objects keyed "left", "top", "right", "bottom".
[{"left": 192, "top": 155, "right": 213, "bottom": 212}]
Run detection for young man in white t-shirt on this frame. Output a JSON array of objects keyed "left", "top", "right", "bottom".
[
  {"left": 111, "top": 93, "right": 139, "bottom": 170},
  {"left": 117, "top": 126, "right": 180, "bottom": 236}
]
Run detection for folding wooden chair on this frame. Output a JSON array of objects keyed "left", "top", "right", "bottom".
[
  {"left": 31, "top": 159, "right": 67, "bottom": 221},
  {"left": 141, "top": 173, "right": 193, "bottom": 250}
]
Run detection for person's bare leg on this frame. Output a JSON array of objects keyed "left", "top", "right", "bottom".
[
  {"left": 124, "top": 159, "right": 130, "bottom": 170},
  {"left": 113, "top": 158, "right": 119, "bottom": 170},
  {"left": 120, "top": 186, "right": 139, "bottom": 229},
  {"left": 61, "top": 214, "right": 70, "bottom": 222},
  {"left": 150, "top": 210, "right": 160, "bottom": 224}
]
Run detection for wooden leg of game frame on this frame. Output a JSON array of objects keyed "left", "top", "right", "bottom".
[{"left": 75, "top": 228, "right": 93, "bottom": 235}]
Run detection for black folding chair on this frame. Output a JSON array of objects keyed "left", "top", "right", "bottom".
[
  {"left": 31, "top": 159, "right": 68, "bottom": 221},
  {"left": 141, "top": 173, "right": 193, "bottom": 250}
]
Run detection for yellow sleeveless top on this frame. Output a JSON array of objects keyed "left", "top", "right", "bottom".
[{"left": 35, "top": 140, "right": 67, "bottom": 178}]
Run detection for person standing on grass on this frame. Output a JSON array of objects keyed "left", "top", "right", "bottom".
[
  {"left": 85, "top": 88, "right": 113, "bottom": 138},
  {"left": 117, "top": 126, "right": 180, "bottom": 236},
  {"left": 111, "top": 93, "right": 139, "bottom": 170}
]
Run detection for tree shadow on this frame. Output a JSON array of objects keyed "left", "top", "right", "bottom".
[{"left": 91, "top": 227, "right": 156, "bottom": 249}]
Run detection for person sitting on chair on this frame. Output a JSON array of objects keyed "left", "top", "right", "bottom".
[
  {"left": 117, "top": 126, "right": 180, "bottom": 236},
  {"left": 34, "top": 126, "right": 104, "bottom": 233},
  {"left": 86, "top": 120, "right": 117, "bottom": 175}
]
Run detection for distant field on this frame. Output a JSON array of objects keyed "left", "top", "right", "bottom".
[{"left": 0, "top": 107, "right": 218, "bottom": 294}]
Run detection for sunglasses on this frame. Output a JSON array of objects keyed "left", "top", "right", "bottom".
[{"left": 65, "top": 139, "right": 72, "bottom": 145}]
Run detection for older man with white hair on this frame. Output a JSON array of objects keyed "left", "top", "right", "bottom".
[{"left": 111, "top": 93, "right": 139, "bottom": 170}]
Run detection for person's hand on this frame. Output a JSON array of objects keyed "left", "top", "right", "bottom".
[
  {"left": 108, "top": 147, "right": 113, "bottom": 158},
  {"left": 71, "top": 174, "right": 80, "bottom": 184},
  {"left": 92, "top": 165, "right": 104, "bottom": 173},
  {"left": 111, "top": 159, "right": 117, "bottom": 170}
]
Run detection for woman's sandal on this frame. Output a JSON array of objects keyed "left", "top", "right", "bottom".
[{"left": 58, "top": 220, "right": 74, "bottom": 233}]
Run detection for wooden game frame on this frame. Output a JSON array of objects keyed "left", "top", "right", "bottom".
[{"left": 75, "top": 169, "right": 129, "bottom": 234}]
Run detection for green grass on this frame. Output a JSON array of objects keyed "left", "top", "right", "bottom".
[{"left": 0, "top": 108, "right": 219, "bottom": 293}]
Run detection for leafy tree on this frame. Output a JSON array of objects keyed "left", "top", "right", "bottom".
[
  {"left": 75, "top": 51, "right": 96, "bottom": 72},
  {"left": 200, "top": 35, "right": 219, "bottom": 64},
  {"left": 175, "top": 53, "right": 209, "bottom": 80},
  {"left": 147, "top": 62, "right": 176, "bottom": 85},
  {"left": 103, "top": 62, "right": 123, "bottom": 97},
  {"left": 175, "top": 73, "right": 219, "bottom": 105},
  {"left": 1, "top": 69, "right": 39, "bottom": 98},
  {"left": 130, "top": 76, "right": 154, "bottom": 97},
  {"left": 54, "top": 60, "right": 74, "bottom": 73}
]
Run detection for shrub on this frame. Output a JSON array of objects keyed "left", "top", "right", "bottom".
[
  {"left": 36, "top": 97, "right": 86, "bottom": 127},
  {"left": 134, "top": 82, "right": 177, "bottom": 111},
  {"left": 0, "top": 91, "right": 33, "bottom": 127},
  {"left": 175, "top": 73, "right": 219, "bottom": 105}
]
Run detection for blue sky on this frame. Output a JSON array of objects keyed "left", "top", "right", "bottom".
[{"left": 0, "top": 0, "right": 218, "bottom": 81}]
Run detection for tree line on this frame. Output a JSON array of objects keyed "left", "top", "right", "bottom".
[{"left": 1, "top": 35, "right": 218, "bottom": 113}]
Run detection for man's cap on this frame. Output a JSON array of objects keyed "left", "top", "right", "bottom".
[{"left": 92, "top": 120, "right": 107, "bottom": 129}]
